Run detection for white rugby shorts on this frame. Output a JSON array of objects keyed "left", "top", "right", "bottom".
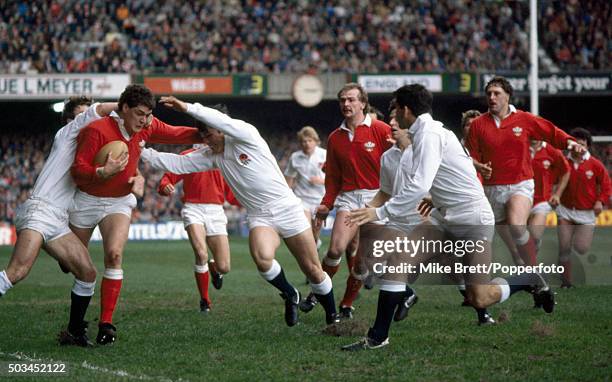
[
  {"left": 484, "top": 179, "right": 534, "bottom": 223},
  {"left": 334, "top": 189, "right": 379, "bottom": 212},
  {"left": 531, "top": 201, "right": 553, "bottom": 215},
  {"left": 386, "top": 211, "right": 438, "bottom": 235},
  {"left": 432, "top": 198, "right": 495, "bottom": 241},
  {"left": 182, "top": 203, "right": 228, "bottom": 236},
  {"left": 15, "top": 197, "right": 71, "bottom": 243},
  {"left": 247, "top": 200, "right": 311, "bottom": 238},
  {"left": 69, "top": 190, "right": 137, "bottom": 228},
  {"left": 556, "top": 204, "right": 596, "bottom": 225}
]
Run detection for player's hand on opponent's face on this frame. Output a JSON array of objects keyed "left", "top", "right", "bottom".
[
  {"left": 159, "top": 96, "right": 188, "bottom": 113},
  {"left": 594, "top": 200, "right": 603, "bottom": 216},
  {"left": 129, "top": 174, "right": 145, "bottom": 198},
  {"left": 162, "top": 184, "right": 175, "bottom": 196},
  {"left": 99, "top": 151, "right": 129, "bottom": 179},
  {"left": 314, "top": 205, "right": 330, "bottom": 229},
  {"left": 346, "top": 207, "right": 377, "bottom": 226},
  {"left": 567, "top": 140, "right": 587, "bottom": 155},
  {"left": 417, "top": 197, "right": 435, "bottom": 218}
]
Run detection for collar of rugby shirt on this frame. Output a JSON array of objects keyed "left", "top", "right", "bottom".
[
  {"left": 110, "top": 111, "right": 132, "bottom": 141},
  {"left": 491, "top": 104, "right": 517, "bottom": 128},
  {"left": 408, "top": 112, "right": 434, "bottom": 136},
  {"left": 567, "top": 149, "right": 591, "bottom": 165},
  {"left": 529, "top": 141, "right": 547, "bottom": 158},
  {"left": 340, "top": 113, "right": 372, "bottom": 141}
]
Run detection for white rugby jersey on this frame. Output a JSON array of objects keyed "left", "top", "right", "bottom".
[
  {"left": 376, "top": 113, "right": 485, "bottom": 220},
  {"left": 284, "top": 146, "right": 326, "bottom": 206},
  {"left": 30, "top": 103, "right": 102, "bottom": 210},
  {"left": 379, "top": 144, "right": 422, "bottom": 228},
  {"left": 141, "top": 103, "right": 300, "bottom": 213}
]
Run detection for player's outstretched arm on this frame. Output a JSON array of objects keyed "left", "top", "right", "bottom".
[
  {"left": 96, "top": 102, "right": 119, "bottom": 118},
  {"left": 141, "top": 147, "right": 213, "bottom": 175},
  {"left": 160, "top": 95, "right": 255, "bottom": 141},
  {"left": 159, "top": 96, "right": 188, "bottom": 112}
]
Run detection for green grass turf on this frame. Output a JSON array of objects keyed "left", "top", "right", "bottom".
[{"left": 0, "top": 230, "right": 611, "bottom": 381}]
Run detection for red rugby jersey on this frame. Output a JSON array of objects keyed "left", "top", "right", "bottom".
[
  {"left": 531, "top": 143, "right": 570, "bottom": 205},
  {"left": 466, "top": 109, "right": 574, "bottom": 186},
  {"left": 158, "top": 149, "right": 238, "bottom": 205},
  {"left": 321, "top": 116, "right": 392, "bottom": 209},
  {"left": 561, "top": 152, "right": 611, "bottom": 210},
  {"left": 72, "top": 115, "right": 201, "bottom": 197}
]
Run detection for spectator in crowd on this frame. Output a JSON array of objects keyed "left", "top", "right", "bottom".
[
  {"left": 0, "top": 129, "right": 609, "bottom": 225},
  {"left": 1, "top": 1, "right": 608, "bottom": 75}
]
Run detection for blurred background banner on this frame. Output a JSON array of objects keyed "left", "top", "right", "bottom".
[{"left": 0, "top": 74, "right": 131, "bottom": 99}]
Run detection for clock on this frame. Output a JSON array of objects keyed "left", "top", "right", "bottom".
[{"left": 292, "top": 74, "right": 324, "bottom": 108}]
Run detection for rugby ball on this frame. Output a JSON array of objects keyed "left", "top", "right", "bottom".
[{"left": 94, "top": 140, "right": 129, "bottom": 165}]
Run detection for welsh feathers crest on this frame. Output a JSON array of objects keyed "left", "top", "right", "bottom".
[{"left": 364, "top": 141, "right": 376, "bottom": 152}]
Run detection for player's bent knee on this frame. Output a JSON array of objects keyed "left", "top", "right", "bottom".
[
  {"left": 75, "top": 266, "right": 97, "bottom": 283},
  {"left": 253, "top": 257, "right": 273, "bottom": 273},
  {"left": 104, "top": 248, "right": 123, "bottom": 267},
  {"left": 326, "top": 245, "right": 344, "bottom": 259},
  {"left": 216, "top": 262, "right": 230, "bottom": 274},
  {"left": 304, "top": 262, "right": 323, "bottom": 280},
  {"left": 194, "top": 251, "right": 208, "bottom": 263}
]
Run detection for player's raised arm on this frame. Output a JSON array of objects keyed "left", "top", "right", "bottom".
[
  {"left": 529, "top": 114, "right": 583, "bottom": 154},
  {"left": 141, "top": 146, "right": 214, "bottom": 175},
  {"left": 60, "top": 101, "right": 118, "bottom": 141},
  {"left": 160, "top": 96, "right": 256, "bottom": 142},
  {"left": 148, "top": 117, "right": 201, "bottom": 145}
]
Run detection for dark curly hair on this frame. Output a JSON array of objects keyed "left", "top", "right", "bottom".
[
  {"left": 485, "top": 76, "right": 513, "bottom": 97},
  {"left": 570, "top": 127, "right": 592, "bottom": 148},
  {"left": 393, "top": 84, "right": 433, "bottom": 117},
  {"left": 118, "top": 84, "right": 155, "bottom": 111}
]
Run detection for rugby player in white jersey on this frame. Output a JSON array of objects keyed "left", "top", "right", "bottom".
[
  {"left": 343, "top": 84, "right": 555, "bottom": 351},
  {"left": 284, "top": 126, "right": 326, "bottom": 245},
  {"left": 140, "top": 96, "right": 338, "bottom": 327},
  {"left": 0, "top": 97, "right": 120, "bottom": 347}
]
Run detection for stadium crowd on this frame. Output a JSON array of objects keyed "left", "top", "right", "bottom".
[{"left": 1, "top": 0, "right": 609, "bottom": 75}]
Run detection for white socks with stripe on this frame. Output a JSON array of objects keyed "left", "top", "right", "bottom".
[{"left": 72, "top": 278, "right": 96, "bottom": 297}]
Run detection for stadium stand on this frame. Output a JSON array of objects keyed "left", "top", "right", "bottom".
[
  {"left": 0, "top": 0, "right": 609, "bottom": 74},
  {"left": 539, "top": 0, "right": 610, "bottom": 70}
]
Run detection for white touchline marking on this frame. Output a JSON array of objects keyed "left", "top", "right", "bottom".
[{"left": 0, "top": 350, "right": 187, "bottom": 381}]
